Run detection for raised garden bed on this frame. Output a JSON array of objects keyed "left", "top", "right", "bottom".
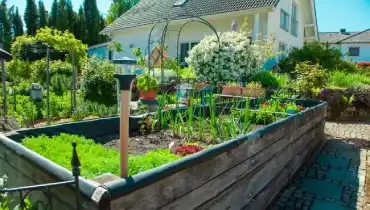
[{"left": 0, "top": 98, "right": 327, "bottom": 210}]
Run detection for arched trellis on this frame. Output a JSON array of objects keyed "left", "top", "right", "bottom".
[{"left": 146, "top": 13, "right": 221, "bottom": 83}]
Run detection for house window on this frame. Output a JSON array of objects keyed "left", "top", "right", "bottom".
[
  {"left": 348, "top": 47, "right": 360, "bottom": 56},
  {"left": 180, "top": 42, "right": 199, "bottom": 62},
  {"left": 291, "top": 3, "right": 298, "bottom": 37},
  {"left": 280, "top": 9, "right": 290, "bottom": 32}
]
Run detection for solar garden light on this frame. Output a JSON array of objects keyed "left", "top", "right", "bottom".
[{"left": 114, "top": 73, "right": 136, "bottom": 177}]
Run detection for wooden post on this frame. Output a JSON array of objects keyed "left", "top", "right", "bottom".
[{"left": 114, "top": 74, "right": 136, "bottom": 178}]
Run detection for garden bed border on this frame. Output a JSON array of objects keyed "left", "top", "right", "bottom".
[{"left": 0, "top": 99, "right": 327, "bottom": 209}]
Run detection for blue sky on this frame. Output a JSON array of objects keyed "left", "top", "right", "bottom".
[
  {"left": 10, "top": 0, "right": 370, "bottom": 32},
  {"left": 315, "top": 0, "right": 370, "bottom": 32}
]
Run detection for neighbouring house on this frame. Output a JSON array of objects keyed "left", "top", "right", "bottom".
[
  {"left": 101, "top": 0, "right": 319, "bottom": 64},
  {"left": 320, "top": 29, "right": 370, "bottom": 62},
  {"left": 87, "top": 41, "right": 113, "bottom": 60}
]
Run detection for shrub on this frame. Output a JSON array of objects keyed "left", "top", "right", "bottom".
[
  {"left": 186, "top": 31, "right": 257, "bottom": 83},
  {"left": 31, "top": 60, "right": 72, "bottom": 84},
  {"left": 42, "top": 92, "right": 72, "bottom": 119},
  {"left": 5, "top": 59, "right": 32, "bottom": 81},
  {"left": 248, "top": 71, "right": 280, "bottom": 88},
  {"left": 278, "top": 42, "right": 342, "bottom": 76},
  {"left": 294, "top": 62, "right": 327, "bottom": 96},
  {"left": 327, "top": 70, "right": 370, "bottom": 88},
  {"left": 51, "top": 74, "right": 72, "bottom": 96},
  {"left": 22, "top": 133, "right": 180, "bottom": 178},
  {"left": 15, "top": 81, "right": 32, "bottom": 96},
  {"left": 8, "top": 95, "right": 39, "bottom": 126},
  {"left": 72, "top": 100, "right": 117, "bottom": 121},
  {"left": 81, "top": 56, "right": 116, "bottom": 105}
]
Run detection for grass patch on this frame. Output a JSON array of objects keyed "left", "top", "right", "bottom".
[
  {"left": 22, "top": 133, "right": 180, "bottom": 178},
  {"left": 328, "top": 70, "right": 370, "bottom": 88}
]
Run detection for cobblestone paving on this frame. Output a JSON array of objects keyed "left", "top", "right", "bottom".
[{"left": 269, "top": 122, "right": 370, "bottom": 210}]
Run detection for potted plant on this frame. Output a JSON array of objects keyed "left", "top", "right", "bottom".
[
  {"left": 242, "top": 82, "right": 264, "bottom": 97},
  {"left": 137, "top": 74, "right": 159, "bottom": 100},
  {"left": 222, "top": 82, "right": 241, "bottom": 96},
  {"left": 194, "top": 81, "right": 211, "bottom": 89}
]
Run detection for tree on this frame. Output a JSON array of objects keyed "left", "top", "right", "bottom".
[
  {"left": 57, "top": 0, "right": 68, "bottom": 31},
  {"left": 75, "top": 6, "right": 87, "bottom": 43},
  {"left": 98, "top": 15, "right": 107, "bottom": 43},
  {"left": 0, "top": 0, "right": 12, "bottom": 51},
  {"left": 24, "top": 0, "right": 38, "bottom": 35},
  {"left": 12, "top": 7, "right": 24, "bottom": 38},
  {"left": 38, "top": 0, "right": 47, "bottom": 28},
  {"left": 66, "top": 0, "right": 75, "bottom": 33},
  {"left": 107, "top": 0, "right": 139, "bottom": 24},
  {"left": 49, "top": 0, "right": 58, "bottom": 28},
  {"left": 84, "top": 0, "right": 100, "bottom": 45}
]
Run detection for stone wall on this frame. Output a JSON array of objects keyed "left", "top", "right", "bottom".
[
  {"left": 106, "top": 102, "right": 327, "bottom": 210},
  {"left": 321, "top": 88, "right": 370, "bottom": 122}
]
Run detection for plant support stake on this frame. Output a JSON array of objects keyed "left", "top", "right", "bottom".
[{"left": 114, "top": 73, "right": 136, "bottom": 177}]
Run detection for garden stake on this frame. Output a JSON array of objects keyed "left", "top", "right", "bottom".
[{"left": 114, "top": 73, "right": 136, "bottom": 177}]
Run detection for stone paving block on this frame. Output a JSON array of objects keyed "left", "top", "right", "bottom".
[
  {"left": 316, "top": 155, "right": 350, "bottom": 168},
  {"left": 327, "top": 168, "right": 359, "bottom": 186},
  {"left": 311, "top": 200, "right": 351, "bottom": 210},
  {"left": 301, "top": 178, "right": 343, "bottom": 200},
  {"left": 336, "top": 150, "right": 361, "bottom": 162}
]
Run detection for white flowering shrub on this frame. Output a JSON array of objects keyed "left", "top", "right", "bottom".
[{"left": 186, "top": 31, "right": 258, "bottom": 83}]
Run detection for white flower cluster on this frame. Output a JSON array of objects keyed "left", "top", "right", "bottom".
[{"left": 186, "top": 31, "right": 258, "bottom": 83}]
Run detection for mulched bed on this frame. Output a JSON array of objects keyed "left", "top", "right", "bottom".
[{"left": 100, "top": 125, "right": 263, "bottom": 156}]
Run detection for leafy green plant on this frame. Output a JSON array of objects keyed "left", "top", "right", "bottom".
[
  {"left": 327, "top": 70, "right": 370, "bottom": 88},
  {"left": 246, "top": 81, "right": 263, "bottom": 89},
  {"left": 278, "top": 42, "right": 342, "bottom": 77},
  {"left": 136, "top": 74, "right": 159, "bottom": 92},
  {"left": 22, "top": 133, "right": 180, "bottom": 178},
  {"left": 248, "top": 71, "right": 280, "bottom": 88},
  {"left": 132, "top": 48, "right": 146, "bottom": 67},
  {"left": 294, "top": 62, "right": 327, "bottom": 96},
  {"left": 342, "top": 95, "right": 356, "bottom": 107},
  {"left": 42, "top": 92, "right": 72, "bottom": 119},
  {"left": 81, "top": 56, "right": 116, "bottom": 105},
  {"left": 51, "top": 74, "right": 72, "bottom": 96}
]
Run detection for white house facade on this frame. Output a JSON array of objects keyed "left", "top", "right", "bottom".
[
  {"left": 101, "top": 0, "right": 318, "bottom": 62},
  {"left": 320, "top": 29, "right": 370, "bottom": 62}
]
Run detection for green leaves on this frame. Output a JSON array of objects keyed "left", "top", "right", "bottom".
[
  {"left": 22, "top": 133, "right": 179, "bottom": 178},
  {"left": 136, "top": 74, "right": 159, "bottom": 92}
]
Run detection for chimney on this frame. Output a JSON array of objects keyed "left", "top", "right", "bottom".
[{"left": 340, "top": 29, "right": 346, "bottom": 34}]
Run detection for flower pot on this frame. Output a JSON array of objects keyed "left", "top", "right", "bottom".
[
  {"left": 140, "top": 89, "right": 157, "bottom": 100},
  {"left": 242, "top": 87, "right": 264, "bottom": 97},
  {"left": 194, "top": 83, "right": 210, "bottom": 89},
  {"left": 222, "top": 86, "right": 241, "bottom": 96}
]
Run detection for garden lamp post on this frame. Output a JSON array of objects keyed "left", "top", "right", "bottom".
[
  {"left": 0, "top": 48, "right": 13, "bottom": 118},
  {"left": 114, "top": 73, "right": 136, "bottom": 178}
]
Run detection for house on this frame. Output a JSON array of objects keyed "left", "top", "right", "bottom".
[
  {"left": 319, "top": 29, "right": 370, "bottom": 62},
  {"left": 87, "top": 42, "right": 113, "bottom": 60},
  {"left": 101, "top": 0, "right": 319, "bottom": 63}
]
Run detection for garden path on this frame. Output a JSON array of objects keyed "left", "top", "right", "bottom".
[{"left": 268, "top": 122, "right": 370, "bottom": 210}]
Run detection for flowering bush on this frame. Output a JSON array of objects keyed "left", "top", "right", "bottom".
[
  {"left": 186, "top": 31, "right": 258, "bottom": 83},
  {"left": 175, "top": 145, "right": 203, "bottom": 156}
]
